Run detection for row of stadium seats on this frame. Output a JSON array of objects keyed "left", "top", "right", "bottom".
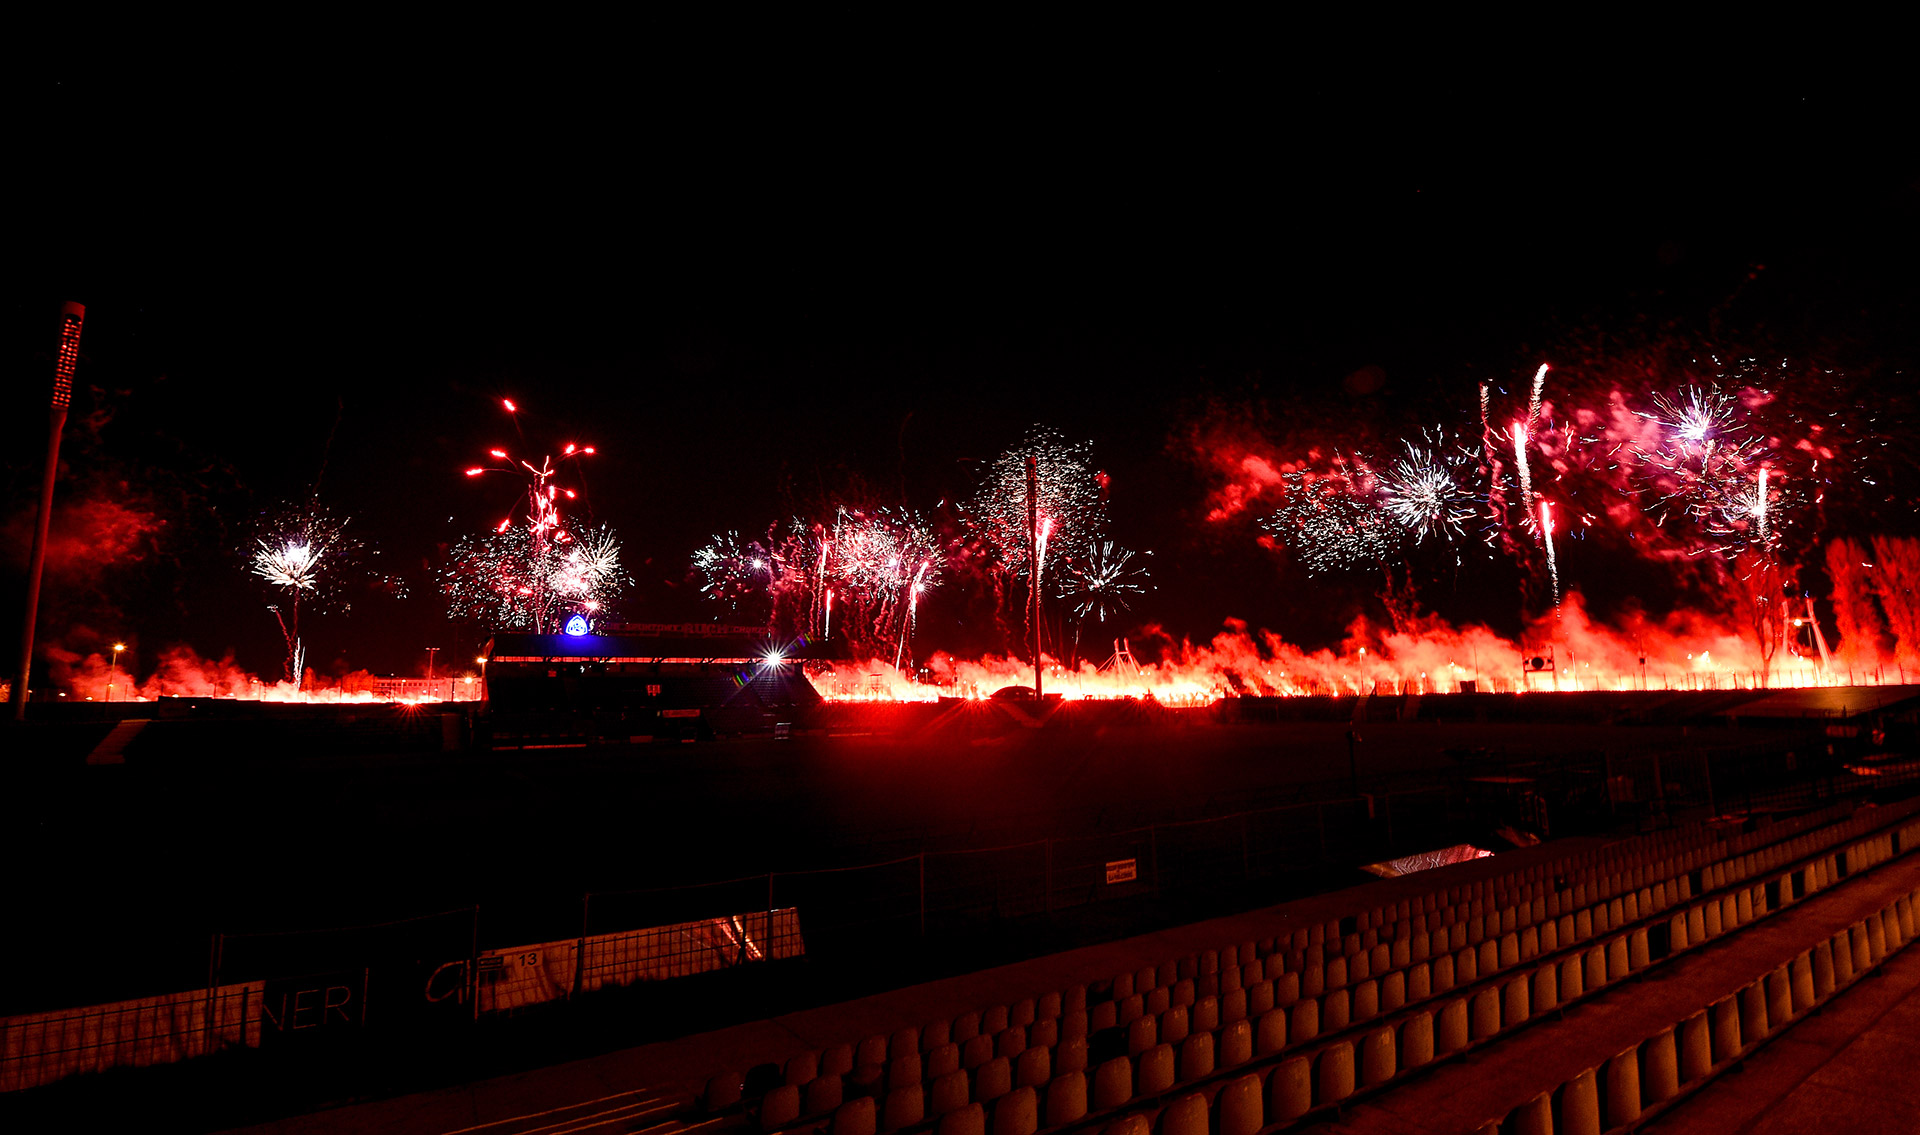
[{"left": 704, "top": 799, "right": 1918, "bottom": 1135}]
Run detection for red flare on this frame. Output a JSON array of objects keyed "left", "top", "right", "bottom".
[
  {"left": 489, "top": 449, "right": 507, "bottom": 459},
  {"left": 502, "top": 398, "right": 518, "bottom": 413},
  {"left": 564, "top": 443, "right": 577, "bottom": 455},
  {"left": 464, "top": 468, "right": 485, "bottom": 477}
]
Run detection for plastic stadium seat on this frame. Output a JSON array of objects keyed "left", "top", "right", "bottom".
[
  {"left": 1178, "top": 1032, "right": 1214, "bottom": 1081},
  {"left": 1269, "top": 1055, "right": 1312, "bottom": 1122},
  {"left": 1127, "top": 1015, "right": 1157, "bottom": 1056},
  {"left": 1314, "top": 1042, "right": 1355, "bottom": 1105},
  {"left": 962, "top": 1035, "right": 994, "bottom": 1070},
  {"left": 1322, "top": 989, "right": 1350, "bottom": 1032},
  {"left": 889, "top": 1054, "right": 922, "bottom": 1090},
  {"left": 928, "top": 1044, "right": 961, "bottom": 1080},
  {"left": 1359, "top": 1027, "right": 1396, "bottom": 1086},
  {"left": 786, "top": 1051, "right": 820, "bottom": 1086},
  {"left": 1603, "top": 1048, "right": 1640, "bottom": 1127},
  {"left": 882, "top": 1086, "right": 924, "bottom": 1132},
  {"left": 1215, "top": 1073, "right": 1263, "bottom": 1135},
  {"left": 761, "top": 1085, "right": 801, "bottom": 1132},
  {"left": 1137, "top": 1043, "right": 1175, "bottom": 1096},
  {"left": 973, "top": 1057, "right": 1012, "bottom": 1103},
  {"left": 993, "top": 1086, "right": 1038, "bottom": 1135},
  {"left": 1219, "top": 1018, "right": 1253, "bottom": 1068},
  {"left": 805, "top": 1075, "right": 845, "bottom": 1116},
  {"left": 1289, "top": 998, "right": 1319, "bottom": 1045},
  {"left": 1193, "top": 996, "right": 1219, "bottom": 1034},
  {"left": 1015, "top": 1047, "right": 1050, "bottom": 1089},
  {"left": 937, "top": 1102, "right": 985, "bottom": 1135},
  {"left": 821, "top": 1044, "right": 855, "bottom": 1079},
  {"left": 1642, "top": 1027, "right": 1680, "bottom": 1105},
  {"left": 1155, "top": 1093, "right": 1207, "bottom": 1135},
  {"left": 922, "top": 1020, "right": 951, "bottom": 1052},
  {"left": 1046, "top": 1072, "right": 1088, "bottom": 1126},
  {"left": 930, "top": 1071, "right": 971, "bottom": 1117},
  {"left": 1092, "top": 1056, "right": 1132, "bottom": 1109},
  {"left": 1056, "top": 1036, "right": 1088, "bottom": 1076}
]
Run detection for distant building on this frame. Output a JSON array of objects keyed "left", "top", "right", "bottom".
[{"left": 480, "top": 624, "right": 825, "bottom": 747}]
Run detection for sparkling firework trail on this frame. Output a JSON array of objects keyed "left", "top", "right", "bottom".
[
  {"left": 1527, "top": 363, "right": 1549, "bottom": 426},
  {"left": 1541, "top": 500, "right": 1560, "bottom": 610},
  {"left": 1512, "top": 419, "right": 1535, "bottom": 518}
]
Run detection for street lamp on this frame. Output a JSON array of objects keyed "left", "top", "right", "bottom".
[{"left": 108, "top": 643, "right": 125, "bottom": 703}]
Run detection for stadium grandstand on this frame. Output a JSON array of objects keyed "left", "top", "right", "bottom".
[{"left": 481, "top": 623, "right": 826, "bottom": 746}]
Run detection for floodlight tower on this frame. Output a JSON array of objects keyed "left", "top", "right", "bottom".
[
  {"left": 12, "top": 303, "right": 85, "bottom": 721},
  {"left": 1027, "top": 455, "right": 1042, "bottom": 700}
]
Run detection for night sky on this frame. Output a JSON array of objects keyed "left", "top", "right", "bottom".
[{"left": 6, "top": 66, "right": 1918, "bottom": 681}]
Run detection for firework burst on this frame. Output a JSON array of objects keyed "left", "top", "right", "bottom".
[
  {"left": 246, "top": 502, "right": 358, "bottom": 683},
  {"left": 966, "top": 426, "right": 1108, "bottom": 580},
  {"left": 1063, "top": 541, "right": 1153, "bottom": 623},
  {"left": 1378, "top": 432, "right": 1478, "bottom": 547},
  {"left": 443, "top": 522, "right": 628, "bottom": 630},
  {"left": 452, "top": 399, "right": 622, "bottom": 631},
  {"left": 693, "top": 530, "right": 772, "bottom": 609},
  {"left": 1262, "top": 459, "right": 1396, "bottom": 575},
  {"left": 1630, "top": 384, "right": 1779, "bottom": 550}
]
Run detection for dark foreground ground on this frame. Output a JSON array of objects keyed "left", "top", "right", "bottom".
[{"left": 1, "top": 689, "right": 1913, "bottom": 1131}]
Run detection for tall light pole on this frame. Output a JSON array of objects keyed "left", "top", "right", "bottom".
[
  {"left": 1027, "top": 455, "right": 1042, "bottom": 700},
  {"left": 12, "top": 302, "right": 85, "bottom": 721},
  {"left": 108, "top": 643, "right": 125, "bottom": 703},
  {"left": 425, "top": 646, "right": 439, "bottom": 681}
]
